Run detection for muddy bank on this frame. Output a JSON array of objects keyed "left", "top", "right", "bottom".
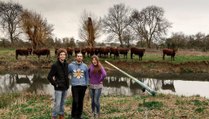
[
  {"left": 103, "top": 61, "right": 209, "bottom": 79},
  {"left": 106, "top": 61, "right": 209, "bottom": 73},
  {"left": 1, "top": 60, "right": 209, "bottom": 79}
]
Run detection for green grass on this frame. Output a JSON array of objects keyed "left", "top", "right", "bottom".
[
  {"left": 1, "top": 48, "right": 209, "bottom": 64},
  {"left": 142, "top": 101, "right": 163, "bottom": 110},
  {"left": 0, "top": 93, "right": 21, "bottom": 108},
  {"left": 195, "top": 107, "right": 205, "bottom": 113},
  {"left": 129, "top": 53, "right": 209, "bottom": 64}
]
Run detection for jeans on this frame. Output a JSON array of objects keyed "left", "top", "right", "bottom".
[
  {"left": 52, "top": 90, "right": 67, "bottom": 117},
  {"left": 90, "top": 88, "right": 102, "bottom": 114},
  {"left": 71, "top": 86, "right": 87, "bottom": 118}
]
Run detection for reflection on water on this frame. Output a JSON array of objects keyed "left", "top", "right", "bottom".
[
  {"left": 0, "top": 71, "right": 209, "bottom": 98},
  {"left": 0, "top": 72, "right": 52, "bottom": 95}
]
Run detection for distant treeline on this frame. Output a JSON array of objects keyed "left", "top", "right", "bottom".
[{"left": 1, "top": 32, "right": 209, "bottom": 52}]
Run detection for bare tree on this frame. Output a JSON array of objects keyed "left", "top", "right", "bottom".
[
  {"left": 187, "top": 32, "right": 206, "bottom": 50},
  {"left": 20, "top": 9, "right": 53, "bottom": 50},
  {"left": 79, "top": 11, "right": 101, "bottom": 48},
  {"left": 166, "top": 32, "right": 187, "bottom": 49},
  {"left": 103, "top": 3, "right": 132, "bottom": 47},
  {"left": 69, "top": 37, "right": 76, "bottom": 48},
  {"left": 131, "top": 6, "right": 171, "bottom": 48},
  {"left": 0, "top": 1, "right": 23, "bottom": 44},
  {"left": 122, "top": 28, "right": 134, "bottom": 48}
]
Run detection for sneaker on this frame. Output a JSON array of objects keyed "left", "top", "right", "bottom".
[{"left": 95, "top": 113, "right": 100, "bottom": 119}]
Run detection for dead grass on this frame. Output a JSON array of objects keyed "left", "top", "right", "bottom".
[{"left": 0, "top": 92, "right": 208, "bottom": 119}]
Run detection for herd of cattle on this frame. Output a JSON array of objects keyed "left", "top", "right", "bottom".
[{"left": 15, "top": 47, "right": 176, "bottom": 61}]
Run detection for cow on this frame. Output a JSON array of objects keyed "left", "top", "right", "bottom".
[
  {"left": 130, "top": 47, "right": 145, "bottom": 60},
  {"left": 54, "top": 48, "right": 59, "bottom": 55},
  {"left": 74, "top": 48, "right": 80, "bottom": 56},
  {"left": 16, "top": 48, "right": 32, "bottom": 60},
  {"left": 118, "top": 48, "right": 129, "bottom": 59},
  {"left": 100, "top": 47, "right": 110, "bottom": 58},
  {"left": 66, "top": 47, "right": 73, "bottom": 58},
  {"left": 162, "top": 48, "right": 176, "bottom": 61},
  {"left": 81, "top": 48, "right": 86, "bottom": 57},
  {"left": 85, "top": 47, "right": 95, "bottom": 57},
  {"left": 110, "top": 47, "right": 119, "bottom": 59},
  {"left": 94, "top": 47, "right": 100, "bottom": 56},
  {"left": 33, "top": 48, "right": 50, "bottom": 59}
]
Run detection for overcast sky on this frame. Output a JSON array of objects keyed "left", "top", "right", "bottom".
[{"left": 3, "top": 0, "right": 209, "bottom": 41}]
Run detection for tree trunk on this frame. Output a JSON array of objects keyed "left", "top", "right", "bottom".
[
  {"left": 10, "top": 32, "right": 14, "bottom": 45},
  {"left": 119, "top": 34, "right": 124, "bottom": 47},
  {"left": 147, "top": 39, "right": 151, "bottom": 48}
]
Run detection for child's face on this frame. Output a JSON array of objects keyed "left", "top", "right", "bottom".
[
  {"left": 59, "top": 52, "right": 66, "bottom": 61},
  {"left": 92, "top": 58, "right": 97, "bottom": 66}
]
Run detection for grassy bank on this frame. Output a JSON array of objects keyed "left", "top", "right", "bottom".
[{"left": 0, "top": 92, "right": 208, "bottom": 119}]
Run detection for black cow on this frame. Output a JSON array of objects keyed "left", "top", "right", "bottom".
[{"left": 130, "top": 47, "right": 145, "bottom": 60}]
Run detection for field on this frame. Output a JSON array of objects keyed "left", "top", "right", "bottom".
[
  {"left": 1, "top": 48, "right": 209, "bottom": 118},
  {"left": 0, "top": 92, "right": 209, "bottom": 119}
]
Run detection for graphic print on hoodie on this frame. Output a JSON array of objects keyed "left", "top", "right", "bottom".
[
  {"left": 73, "top": 68, "right": 84, "bottom": 79},
  {"left": 68, "top": 61, "right": 89, "bottom": 86}
]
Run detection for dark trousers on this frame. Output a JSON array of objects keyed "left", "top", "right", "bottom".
[{"left": 71, "top": 86, "right": 87, "bottom": 118}]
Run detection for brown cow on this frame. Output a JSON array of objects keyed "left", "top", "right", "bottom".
[
  {"left": 74, "top": 48, "right": 80, "bottom": 56},
  {"left": 33, "top": 48, "right": 50, "bottom": 58},
  {"left": 162, "top": 48, "right": 176, "bottom": 61},
  {"left": 100, "top": 47, "right": 110, "bottom": 58},
  {"left": 85, "top": 47, "right": 95, "bottom": 57},
  {"left": 94, "top": 47, "right": 100, "bottom": 56},
  {"left": 54, "top": 48, "right": 59, "bottom": 55},
  {"left": 130, "top": 47, "right": 145, "bottom": 60},
  {"left": 110, "top": 47, "right": 119, "bottom": 59},
  {"left": 118, "top": 48, "right": 129, "bottom": 59},
  {"left": 81, "top": 48, "right": 86, "bottom": 57},
  {"left": 16, "top": 48, "right": 32, "bottom": 60},
  {"left": 66, "top": 47, "right": 73, "bottom": 58}
]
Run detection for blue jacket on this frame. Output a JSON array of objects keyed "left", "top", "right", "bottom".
[{"left": 68, "top": 61, "right": 89, "bottom": 86}]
